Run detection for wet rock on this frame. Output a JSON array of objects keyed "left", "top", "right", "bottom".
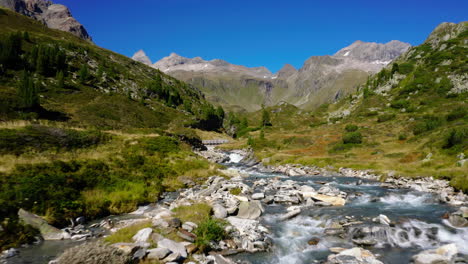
[
  {"left": 1, "top": 248, "right": 19, "bottom": 258},
  {"left": 279, "top": 207, "right": 301, "bottom": 221},
  {"left": 412, "top": 243, "right": 458, "bottom": 264},
  {"left": 448, "top": 207, "right": 468, "bottom": 227},
  {"left": 326, "top": 247, "right": 384, "bottom": 264},
  {"left": 352, "top": 238, "right": 378, "bottom": 246},
  {"left": 211, "top": 254, "right": 236, "bottom": 264},
  {"left": 310, "top": 194, "right": 346, "bottom": 206},
  {"left": 75, "top": 216, "right": 86, "bottom": 225},
  {"left": 308, "top": 237, "right": 320, "bottom": 245},
  {"left": 157, "top": 239, "right": 188, "bottom": 258},
  {"left": 18, "top": 208, "right": 70, "bottom": 240},
  {"left": 132, "top": 227, "right": 152, "bottom": 243},
  {"left": 237, "top": 201, "right": 263, "bottom": 220},
  {"left": 372, "top": 214, "right": 391, "bottom": 226},
  {"left": 147, "top": 247, "right": 171, "bottom": 260},
  {"left": 263, "top": 196, "right": 274, "bottom": 204},
  {"left": 213, "top": 204, "right": 228, "bottom": 219}
]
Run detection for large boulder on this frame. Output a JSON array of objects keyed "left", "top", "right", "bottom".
[
  {"left": 213, "top": 204, "right": 228, "bottom": 219},
  {"left": 237, "top": 201, "right": 264, "bottom": 219},
  {"left": 146, "top": 247, "right": 171, "bottom": 260},
  {"left": 448, "top": 207, "right": 468, "bottom": 227},
  {"left": 412, "top": 244, "right": 458, "bottom": 264},
  {"left": 53, "top": 241, "right": 130, "bottom": 264},
  {"left": 18, "top": 208, "right": 70, "bottom": 240},
  {"left": 157, "top": 239, "right": 188, "bottom": 258},
  {"left": 132, "top": 227, "right": 153, "bottom": 242}
]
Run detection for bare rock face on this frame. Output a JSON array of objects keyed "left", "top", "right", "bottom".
[
  {"left": 132, "top": 50, "right": 152, "bottom": 66},
  {"left": 0, "top": 0, "right": 91, "bottom": 41}
]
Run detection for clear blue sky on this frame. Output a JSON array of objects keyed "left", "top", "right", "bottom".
[{"left": 55, "top": 0, "right": 467, "bottom": 72}]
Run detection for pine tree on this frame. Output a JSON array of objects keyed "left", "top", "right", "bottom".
[
  {"left": 56, "top": 70, "right": 64, "bottom": 89},
  {"left": 18, "top": 71, "right": 39, "bottom": 109},
  {"left": 261, "top": 108, "right": 271, "bottom": 127},
  {"left": 79, "top": 64, "right": 89, "bottom": 84}
]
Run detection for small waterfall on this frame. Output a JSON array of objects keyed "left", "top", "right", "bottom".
[{"left": 379, "top": 193, "right": 435, "bottom": 206}]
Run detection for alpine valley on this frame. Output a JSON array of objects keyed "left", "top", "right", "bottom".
[{"left": 0, "top": 1, "right": 466, "bottom": 264}]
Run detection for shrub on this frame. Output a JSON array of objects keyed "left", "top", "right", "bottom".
[
  {"left": 0, "top": 125, "right": 109, "bottom": 155},
  {"left": 377, "top": 113, "right": 396, "bottom": 122},
  {"left": 398, "top": 63, "right": 414, "bottom": 74},
  {"left": 390, "top": 99, "right": 410, "bottom": 109},
  {"left": 194, "top": 218, "right": 226, "bottom": 252},
  {"left": 447, "top": 107, "right": 466, "bottom": 121},
  {"left": 343, "top": 132, "right": 362, "bottom": 144},
  {"left": 229, "top": 187, "right": 242, "bottom": 195},
  {"left": 0, "top": 220, "right": 39, "bottom": 251},
  {"left": 345, "top": 124, "right": 359, "bottom": 132},
  {"left": 140, "top": 136, "right": 179, "bottom": 154},
  {"left": 398, "top": 133, "right": 408, "bottom": 140},
  {"left": 443, "top": 128, "right": 467, "bottom": 149},
  {"left": 413, "top": 115, "right": 444, "bottom": 135}
]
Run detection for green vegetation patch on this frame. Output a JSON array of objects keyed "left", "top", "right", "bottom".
[{"left": 0, "top": 125, "right": 109, "bottom": 155}]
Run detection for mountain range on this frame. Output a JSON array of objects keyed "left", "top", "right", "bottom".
[
  {"left": 133, "top": 40, "right": 411, "bottom": 111},
  {"left": 0, "top": 0, "right": 91, "bottom": 41}
]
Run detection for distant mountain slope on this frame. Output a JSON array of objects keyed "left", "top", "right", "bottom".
[
  {"left": 237, "top": 21, "right": 467, "bottom": 191},
  {"left": 135, "top": 40, "right": 410, "bottom": 111},
  {"left": 0, "top": 7, "right": 221, "bottom": 130},
  {"left": 0, "top": 0, "right": 91, "bottom": 41}
]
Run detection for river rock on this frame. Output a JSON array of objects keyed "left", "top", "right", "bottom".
[
  {"left": 157, "top": 239, "right": 188, "bottom": 258},
  {"left": 310, "top": 194, "right": 346, "bottom": 206},
  {"left": 448, "top": 207, "right": 468, "bottom": 227},
  {"left": 326, "top": 247, "right": 384, "bottom": 264},
  {"left": 132, "top": 228, "right": 152, "bottom": 242},
  {"left": 279, "top": 208, "right": 301, "bottom": 221},
  {"left": 237, "top": 201, "right": 263, "bottom": 219},
  {"left": 1, "top": 248, "right": 19, "bottom": 258},
  {"left": 147, "top": 247, "right": 171, "bottom": 260},
  {"left": 111, "top": 243, "right": 141, "bottom": 255},
  {"left": 177, "top": 230, "right": 196, "bottom": 242},
  {"left": 213, "top": 204, "right": 228, "bottom": 219},
  {"left": 252, "top": 193, "right": 265, "bottom": 200},
  {"left": 182, "top": 222, "right": 198, "bottom": 232},
  {"left": 372, "top": 214, "right": 391, "bottom": 226},
  {"left": 18, "top": 209, "right": 71, "bottom": 240},
  {"left": 412, "top": 243, "right": 458, "bottom": 264}
]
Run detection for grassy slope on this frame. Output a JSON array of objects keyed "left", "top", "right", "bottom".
[
  {"left": 222, "top": 22, "right": 468, "bottom": 191},
  {"left": 0, "top": 7, "right": 210, "bottom": 130}
]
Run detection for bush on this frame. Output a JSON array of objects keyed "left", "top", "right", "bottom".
[
  {"left": 343, "top": 132, "right": 362, "bottom": 144},
  {"left": 413, "top": 115, "right": 444, "bottom": 135},
  {"left": 0, "top": 125, "right": 109, "bottom": 155},
  {"left": 194, "top": 218, "right": 226, "bottom": 252},
  {"left": 0, "top": 220, "right": 39, "bottom": 251},
  {"left": 443, "top": 128, "right": 467, "bottom": 149},
  {"left": 140, "top": 136, "right": 179, "bottom": 154},
  {"left": 345, "top": 124, "right": 359, "bottom": 132},
  {"left": 447, "top": 107, "right": 466, "bottom": 121},
  {"left": 390, "top": 99, "right": 410, "bottom": 109},
  {"left": 398, "top": 63, "right": 414, "bottom": 74},
  {"left": 229, "top": 187, "right": 241, "bottom": 195},
  {"left": 398, "top": 133, "right": 408, "bottom": 140},
  {"left": 377, "top": 113, "right": 396, "bottom": 122}
]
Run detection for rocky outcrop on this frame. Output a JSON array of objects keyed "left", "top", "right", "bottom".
[
  {"left": 18, "top": 208, "right": 70, "bottom": 240},
  {"left": 0, "top": 0, "right": 91, "bottom": 41}
]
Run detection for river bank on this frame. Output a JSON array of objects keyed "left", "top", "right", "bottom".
[{"left": 2, "top": 147, "right": 467, "bottom": 264}]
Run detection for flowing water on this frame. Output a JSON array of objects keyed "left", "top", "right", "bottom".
[
  {"left": 5, "top": 154, "right": 468, "bottom": 264},
  {"left": 227, "top": 162, "right": 468, "bottom": 264}
]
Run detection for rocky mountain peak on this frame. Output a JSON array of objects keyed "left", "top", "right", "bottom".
[
  {"left": 334, "top": 40, "right": 411, "bottom": 63},
  {"left": 425, "top": 21, "right": 467, "bottom": 46},
  {"left": 132, "top": 50, "right": 152, "bottom": 65},
  {"left": 276, "top": 64, "right": 297, "bottom": 79},
  {"left": 0, "top": 0, "right": 91, "bottom": 41}
]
